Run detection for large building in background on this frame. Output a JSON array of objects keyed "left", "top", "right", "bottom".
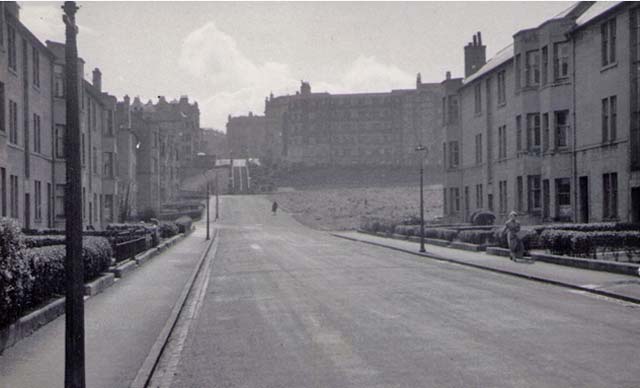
[
  {"left": 443, "top": 1, "right": 640, "bottom": 225},
  {"left": 262, "top": 80, "right": 444, "bottom": 168},
  {"left": 226, "top": 112, "right": 266, "bottom": 159}
]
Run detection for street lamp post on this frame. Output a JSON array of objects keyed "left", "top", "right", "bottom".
[
  {"left": 215, "top": 170, "right": 219, "bottom": 220},
  {"left": 206, "top": 181, "right": 210, "bottom": 240},
  {"left": 62, "top": 2, "right": 85, "bottom": 387},
  {"left": 416, "top": 145, "right": 427, "bottom": 253}
]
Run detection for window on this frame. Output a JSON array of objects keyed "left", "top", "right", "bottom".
[
  {"left": 9, "top": 100, "right": 18, "bottom": 145},
  {"left": 443, "top": 187, "right": 448, "bottom": 216},
  {"left": 449, "top": 141, "right": 459, "bottom": 168},
  {"left": 33, "top": 114, "right": 41, "bottom": 153},
  {"left": 476, "top": 184, "right": 483, "bottom": 209},
  {"left": 8, "top": 25, "right": 16, "bottom": 71},
  {"left": 32, "top": 46, "right": 40, "bottom": 88},
  {"left": 497, "top": 70, "right": 506, "bottom": 104},
  {"left": 527, "top": 175, "right": 541, "bottom": 212},
  {"left": 442, "top": 97, "right": 446, "bottom": 124},
  {"left": 451, "top": 188, "right": 460, "bottom": 213},
  {"left": 541, "top": 46, "right": 548, "bottom": 84},
  {"left": 515, "top": 54, "right": 521, "bottom": 90},
  {"left": 34, "top": 180, "right": 42, "bottom": 221},
  {"left": 9, "top": 175, "right": 18, "bottom": 219},
  {"left": 106, "top": 111, "right": 114, "bottom": 135},
  {"left": 553, "top": 42, "right": 570, "bottom": 80},
  {"left": 488, "top": 194, "right": 494, "bottom": 212},
  {"left": 54, "top": 65, "right": 65, "bottom": 97},
  {"left": 601, "top": 18, "right": 617, "bottom": 66},
  {"left": 0, "top": 82, "right": 4, "bottom": 133},
  {"left": 104, "top": 194, "right": 114, "bottom": 223},
  {"left": 602, "top": 95, "right": 617, "bottom": 142},
  {"left": 555, "top": 178, "right": 572, "bottom": 212},
  {"left": 81, "top": 134, "right": 86, "bottom": 166},
  {"left": 543, "top": 179, "right": 550, "bottom": 220},
  {"left": 499, "top": 180, "right": 508, "bottom": 214},
  {"left": 55, "top": 184, "right": 65, "bottom": 218},
  {"left": 93, "top": 146, "right": 98, "bottom": 174},
  {"left": 464, "top": 186, "right": 470, "bottom": 220},
  {"left": 103, "top": 152, "right": 114, "bottom": 178},
  {"left": 474, "top": 83, "right": 482, "bottom": 114},
  {"left": 0, "top": 168, "right": 5, "bottom": 217},
  {"left": 603, "top": 172, "right": 618, "bottom": 219},
  {"left": 516, "top": 176, "right": 523, "bottom": 212},
  {"left": 498, "top": 125, "right": 507, "bottom": 159},
  {"left": 555, "top": 110, "right": 569, "bottom": 148},
  {"left": 55, "top": 125, "right": 65, "bottom": 158},
  {"left": 443, "top": 143, "right": 447, "bottom": 167},
  {"left": 516, "top": 115, "right": 522, "bottom": 151},
  {"left": 542, "top": 113, "right": 549, "bottom": 151},
  {"left": 526, "top": 113, "right": 541, "bottom": 154},
  {"left": 525, "top": 50, "right": 540, "bottom": 86},
  {"left": 475, "top": 133, "right": 483, "bottom": 164},
  {"left": 448, "top": 96, "right": 458, "bottom": 124}
]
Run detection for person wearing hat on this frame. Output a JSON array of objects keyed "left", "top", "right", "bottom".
[{"left": 503, "top": 211, "right": 525, "bottom": 262}]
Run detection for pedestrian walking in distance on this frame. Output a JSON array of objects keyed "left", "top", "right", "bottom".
[
  {"left": 272, "top": 201, "right": 278, "bottom": 215},
  {"left": 503, "top": 211, "right": 527, "bottom": 262}
]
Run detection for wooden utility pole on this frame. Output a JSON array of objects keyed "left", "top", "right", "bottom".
[{"left": 63, "top": 2, "right": 85, "bottom": 387}]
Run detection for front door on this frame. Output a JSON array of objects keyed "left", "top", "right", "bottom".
[
  {"left": 24, "top": 193, "right": 30, "bottom": 230},
  {"left": 632, "top": 187, "right": 640, "bottom": 223},
  {"left": 579, "top": 176, "right": 589, "bottom": 223}
]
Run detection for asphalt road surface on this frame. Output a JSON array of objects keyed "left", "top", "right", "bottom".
[{"left": 170, "top": 195, "right": 640, "bottom": 388}]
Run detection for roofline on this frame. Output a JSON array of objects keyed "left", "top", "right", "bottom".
[
  {"left": 6, "top": 12, "right": 56, "bottom": 60},
  {"left": 569, "top": 2, "right": 626, "bottom": 34}
]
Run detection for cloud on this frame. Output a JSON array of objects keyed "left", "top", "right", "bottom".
[
  {"left": 179, "top": 22, "right": 414, "bottom": 129},
  {"left": 19, "top": 3, "right": 97, "bottom": 43}
]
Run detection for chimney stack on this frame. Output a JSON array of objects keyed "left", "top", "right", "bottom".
[
  {"left": 464, "top": 31, "right": 487, "bottom": 78},
  {"left": 92, "top": 68, "right": 102, "bottom": 92},
  {"left": 446, "top": 71, "right": 451, "bottom": 80}
]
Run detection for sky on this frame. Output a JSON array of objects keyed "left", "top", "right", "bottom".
[{"left": 19, "top": 1, "right": 574, "bottom": 130}]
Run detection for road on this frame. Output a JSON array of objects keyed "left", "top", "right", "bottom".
[{"left": 170, "top": 195, "right": 640, "bottom": 388}]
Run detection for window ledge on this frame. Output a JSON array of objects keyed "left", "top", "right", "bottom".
[
  {"left": 600, "top": 62, "right": 618, "bottom": 73},
  {"left": 497, "top": 101, "right": 507, "bottom": 108}
]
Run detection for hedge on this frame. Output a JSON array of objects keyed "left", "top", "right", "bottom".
[
  {"left": 158, "top": 221, "right": 180, "bottom": 238},
  {"left": 540, "top": 229, "right": 640, "bottom": 258},
  {"left": 175, "top": 216, "right": 193, "bottom": 234},
  {"left": 1, "top": 220, "right": 113, "bottom": 328},
  {"left": 24, "top": 235, "right": 66, "bottom": 248},
  {"left": 533, "top": 222, "right": 640, "bottom": 234},
  {"left": 456, "top": 229, "right": 495, "bottom": 245}
]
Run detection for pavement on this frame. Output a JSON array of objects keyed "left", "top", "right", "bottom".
[
  {"left": 165, "top": 195, "right": 640, "bottom": 388},
  {"left": 0, "top": 215, "right": 215, "bottom": 388},
  {"left": 333, "top": 231, "right": 640, "bottom": 304}
]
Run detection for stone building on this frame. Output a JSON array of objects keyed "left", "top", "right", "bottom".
[
  {"left": 128, "top": 95, "right": 202, "bottom": 214},
  {"left": 0, "top": 2, "right": 55, "bottom": 229},
  {"left": 226, "top": 112, "right": 266, "bottom": 159},
  {"left": 264, "top": 80, "right": 444, "bottom": 167},
  {"left": 443, "top": 1, "right": 640, "bottom": 224}
]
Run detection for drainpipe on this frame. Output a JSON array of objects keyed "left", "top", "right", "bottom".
[{"left": 571, "top": 34, "right": 578, "bottom": 222}]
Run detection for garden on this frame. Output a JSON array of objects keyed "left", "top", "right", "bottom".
[
  {"left": 361, "top": 217, "right": 640, "bottom": 263},
  {"left": 0, "top": 217, "right": 186, "bottom": 330}
]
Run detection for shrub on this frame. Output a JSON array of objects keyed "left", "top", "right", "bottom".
[
  {"left": 470, "top": 210, "right": 496, "bottom": 226},
  {"left": 540, "top": 229, "right": 640, "bottom": 258},
  {"left": 533, "top": 222, "right": 640, "bottom": 234},
  {"left": 492, "top": 227, "right": 540, "bottom": 250},
  {"left": 139, "top": 207, "right": 158, "bottom": 222},
  {"left": 394, "top": 225, "right": 420, "bottom": 236},
  {"left": 424, "top": 228, "right": 458, "bottom": 241},
  {"left": 158, "top": 221, "right": 179, "bottom": 238},
  {"left": 457, "top": 229, "right": 495, "bottom": 245},
  {"left": 24, "top": 235, "right": 66, "bottom": 248},
  {"left": 25, "top": 245, "right": 66, "bottom": 307},
  {"left": 0, "top": 218, "right": 34, "bottom": 328},
  {"left": 82, "top": 236, "right": 113, "bottom": 281},
  {"left": 175, "top": 216, "right": 193, "bottom": 234}
]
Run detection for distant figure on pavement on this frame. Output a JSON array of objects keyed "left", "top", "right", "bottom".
[
  {"left": 272, "top": 201, "right": 278, "bottom": 215},
  {"left": 503, "top": 211, "right": 526, "bottom": 262}
]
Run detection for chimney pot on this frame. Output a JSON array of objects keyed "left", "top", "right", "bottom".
[
  {"left": 446, "top": 71, "right": 451, "bottom": 80},
  {"left": 92, "top": 68, "right": 102, "bottom": 92},
  {"left": 477, "top": 31, "right": 483, "bottom": 45}
]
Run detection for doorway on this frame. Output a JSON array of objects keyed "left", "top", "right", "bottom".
[
  {"left": 632, "top": 187, "right": 640, "bottom": 223},
  {"left": 579, "top": 176, "right": 589, "bottom": 223},
  {"left": 24, "top": 193, "right": 31, "bottom": 230}
]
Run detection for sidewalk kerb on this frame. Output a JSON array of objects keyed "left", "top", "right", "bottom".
[
  {"left": 130, "top": 229, "right": 218, "bottom": 388},
  {"left": 332, "top": 233, "right": 640, "bottom": 305},
  {"left": 84, "top": 272, "right": 116, "bottom": 297}
]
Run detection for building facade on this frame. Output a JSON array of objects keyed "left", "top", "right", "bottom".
[
  {"left": 443, "top": 1, "right": 640, "bottom": 225},
  {"left": 264, "top": 80, "right": 444, "bottom": 168},
  {"left": 226, "top": 112, "right": 266, "bottom": 159},
  {"left": 0, "top": 3, "right": 56, "bottom": 230}
]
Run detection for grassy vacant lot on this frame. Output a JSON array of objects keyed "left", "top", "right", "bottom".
[{"left": 270, "top": 184, "right": 443, "bottom": 231}]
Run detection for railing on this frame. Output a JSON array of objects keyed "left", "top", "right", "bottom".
[{"left": 114, "top": 236, "right": 148, "bottom": 263}]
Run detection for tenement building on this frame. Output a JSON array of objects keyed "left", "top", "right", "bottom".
[
  {"left": 128, "top": 95, "right": 202, "bottom": 214},
  {"left": 226, "top": 112, "right": 266, "bottom": 159},
  {"left": 263, "top": 79, "right": 444, "bottom": 167},
  {"left": 443, "top": 1, "right": 640, "bottom": 224}
]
